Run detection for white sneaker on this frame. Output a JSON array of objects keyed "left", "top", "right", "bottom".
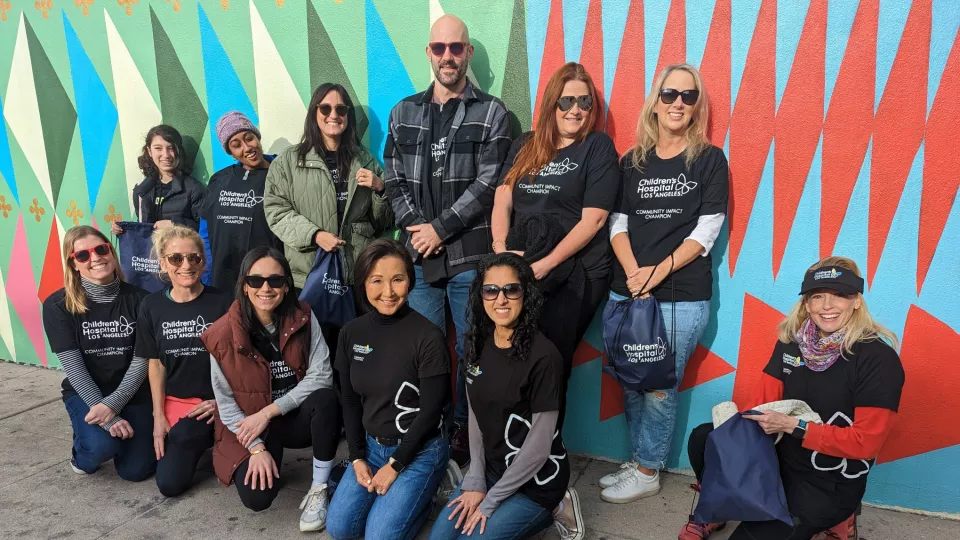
[
  {"left": 598, "top": 461, "right": 640, "bottom": 489},
  {"left": 435, "top": 459, "right": 464, "bottom": 506},
  {"left": 299, "top": 484, "right": 329, "bottom": 532},
  {"left": 600, "top": 468, "right": 660, "bottom": 504},
  {"left": 70, "top": 460, "right": 88, "bottom": 475},
  {"left": 553, "top": 488, "right": 585, "bottom": 540}
]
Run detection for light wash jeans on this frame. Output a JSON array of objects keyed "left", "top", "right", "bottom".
[
  {"left": 608, "top": 291, "right": 710, "bottom": 470},
  {"left": 429, "top": 474, "right": 553, "bottom": 540}
]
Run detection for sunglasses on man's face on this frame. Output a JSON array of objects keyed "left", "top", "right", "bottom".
[
  {"left": 659, "top": 88, "right": 700, "bottom": 106},
  {"left": 318, "top": 104, "right": 350, "bottom": 117},
  {"left": 481, "top": 283, "right": 524, "bottom": 301},
  {"left": 557, "top": 95, "right": 593, "bottom": 112},
  {"left": 70, "top": 243, "right": 111, "bottom": 263},
  {"left": 244, "top": 275, "right": 288, "bottom": 289},
  {"left": 164, "top": 253, "right": 203, "bottom": 267},
  {"left": 429, "top": 42, "right": 467, "bottom": 57}
]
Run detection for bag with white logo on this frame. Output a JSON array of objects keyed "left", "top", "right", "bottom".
[
  {"left": 117, "top": 221, "right": 165, "bottom": 292},
  {"left": 299, "top": 250, "right": 356, "bottom": 327},
  {"left": 601, "top": 294, "right": 676, "bottom": 392}
]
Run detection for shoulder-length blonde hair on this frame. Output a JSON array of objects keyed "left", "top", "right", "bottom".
[
  {"left": 151, "top": 225, "right": 205, "bottom": 283},
  {"left": 777, "top": 256, "right": 899, "bottom": 353},
  {"left": 62, "top": 226, "right": 125, "bottom": 315},
  {"left": 627, "top": 63, "right": 711, "bottom": 170}
]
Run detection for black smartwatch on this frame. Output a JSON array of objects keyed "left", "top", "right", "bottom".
[
  {"left": 791, "top": 419, "right": 808, "bottom": 440},
  {"left": 388, "top": 457, "right": 406, "bottom": 473}
]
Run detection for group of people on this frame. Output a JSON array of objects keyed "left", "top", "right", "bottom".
[{"left": 39, "top": 14, "right": 905, "bottom": 540}]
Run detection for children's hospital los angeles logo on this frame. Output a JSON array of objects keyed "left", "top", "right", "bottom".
[
  {"left": 323, "top": 273, "right": 349, "bottom": 296},
  {"left": 219, "top": 189, "right": 264, "bottom": 209},
  {"left": 82, "top": 316, "right": 136, "bottom": 339},
  {"left": 161, "top": 316, "right": 212, "bottom": 340},
  {"left": 622, "top": 337, "right": 668, "bottom": 364},
  {"left": 637, "top": 172, "right": 698, "bottom": 199}
]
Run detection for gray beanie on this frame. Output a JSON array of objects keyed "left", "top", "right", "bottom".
[{"left": 216, "top": 111, "right": 261, "bottom": 152}]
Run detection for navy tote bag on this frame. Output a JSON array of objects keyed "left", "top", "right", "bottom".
[
  {"left": 117, "top": 221, "right": 165, "bottom": 292},
  {"left": 601, "top": 295, "right": 676, "bottom": 392},
  {"left": 299, "top": 250, "right": 356, "bottom": 327}
]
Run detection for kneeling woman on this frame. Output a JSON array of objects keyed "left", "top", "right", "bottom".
[
  {"left": 431, "top": 254, "right": 583, "bottom": 540},
  {"left": 327, "top": 239, "right": 451, "bottom": 540},
  {"left": 201, "top": 247, "right": 340, "bottom": 532},
  {"left": 680, "top": 257, "right": 904, "bottom": 540},
  {"left": 136, "top": 225, "right": 231, "bottom": 497}
]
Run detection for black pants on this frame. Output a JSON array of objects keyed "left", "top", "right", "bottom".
[
  {"left": 688, "top": 423, "right": 851, "bottom": 540},
  {"left": 154, "top": 416, "right": 214, "bottom": 497},
  {"left": 233, "top": 387, "right": 342, "bottom": 512}
]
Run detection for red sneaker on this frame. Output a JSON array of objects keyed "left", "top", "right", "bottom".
[
  {"left": 811, "top": 514, "right": 858, "bottom": 540},
  {"left": 678, "top": 521, "right": 726, "bottom": 539}
]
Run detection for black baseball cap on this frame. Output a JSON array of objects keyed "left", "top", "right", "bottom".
[{"left": 800, "top": 266, "right": 864, "bottom": 296}]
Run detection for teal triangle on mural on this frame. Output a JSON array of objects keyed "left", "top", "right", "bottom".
[
  {"left": 151, "top": 7, "right": 209, "bottom": 172},
  {"left": 365, "top": 0, "right": 415, "bottom": 161},
  {"left": 0, "top": 97, "right": 17, "bottom": 204},
  {"left": 63, "top": 12, "right": 118, "bottom": 210}
]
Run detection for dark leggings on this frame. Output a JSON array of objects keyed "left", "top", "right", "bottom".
[
  {"left": 233, "top": 387, "right": 342, "bottom": 512},
  {"left": 155, "top": 416, "right": 214, "bottom": 497},
  {"left": 688, "top": 423, "right": 850, "bottom": 540}
]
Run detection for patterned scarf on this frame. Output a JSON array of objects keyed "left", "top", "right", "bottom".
[{"left": 794, "top": 318, "right": 845, "bottom": 372}]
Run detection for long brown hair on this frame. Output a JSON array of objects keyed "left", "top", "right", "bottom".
[
  {"left": 502, "top": 62, "right": 600, "bottom": 188},
  {"left": 62, "top": 226, "right": 125, "bottom": 314}
]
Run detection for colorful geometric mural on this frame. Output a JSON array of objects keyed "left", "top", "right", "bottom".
[{"left": 0, "top": 0, "right": 958, "bottom": 514}]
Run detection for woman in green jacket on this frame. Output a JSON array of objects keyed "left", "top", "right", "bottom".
[{"left": 264, "top": 83, "right": 393, "bottom": 291}]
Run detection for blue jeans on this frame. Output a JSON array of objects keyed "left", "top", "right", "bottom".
[
  {"left": 408, "top": 265, "right": 476, "bottom": 426},
  {"left": 63, "top": 394, "right": 156, "bottom": 481},
  {"left": 327, "top": 434, "right": 450, "bottom": 540},
  {"left": 609, "top": 292, "right": 710, "bottom": 470},
  {"left": 429, "top": 475, "right": 553, "bottom": 540}
]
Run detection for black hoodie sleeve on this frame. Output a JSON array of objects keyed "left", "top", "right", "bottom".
[{"left": 335, "top": 331, "right": 367, "bottom": 461}]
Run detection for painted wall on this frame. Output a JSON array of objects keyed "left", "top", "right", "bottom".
[{"left": 0, "top": 0, "right": 958, "bottom": 513}]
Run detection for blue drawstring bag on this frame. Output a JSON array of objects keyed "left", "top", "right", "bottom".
[
  {"left": 299, "top": 250, "right": 356, "bottom": 327},
  {"left": 694, "top": 412, "right": 793, "bottom": 525},
  {"left": 601, "top": 294, "right": 676, "bottom": 392},
  {"left": 117, "top": 221, "right": 165, "bottom": 293}
]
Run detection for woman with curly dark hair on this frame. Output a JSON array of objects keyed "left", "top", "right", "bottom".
[
  {"left": 113, "top": 125, "right": 206, "bottom": 235},
  {"left": 430, "top": 254, "right": 585, "bottom": 540}
]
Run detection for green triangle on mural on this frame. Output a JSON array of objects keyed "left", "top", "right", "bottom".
[
  {"left": 94, "top": 130, "right": 132, "bottom": 229},
  {"left": 192, "top": 126, "right": 213, "bottom": 185},
  {"left": 0, "top": 170, "right": 20, "bottom": 266},
  {"left": 500, "top": 0, "right": 532, "bottom": 136},
  {"left": 25, "top": 18, "right": 77, "bottom": 206},
  {"left": 149, "top": 2, "right": 206, "bottom": 106},
  {"left": 307, "top": 0, "right": 369, "bottom": 139},
  {"left": 55, "top": 127, "right": 92, "bottom": 230},
  {"left": 254, "top": 0, "right": 310, "bottom": 104},
  {"left": 9, "top": 313, "right": 39, "bottom": 366},
  {"left": 151, "top": 7, "right": 209, "bottom": 174}
]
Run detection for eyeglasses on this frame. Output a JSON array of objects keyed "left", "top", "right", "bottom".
[
  {"left": 481, "top": 283, "right": 524, "bottom": 301},
  {"left": 318, "top": 104, "right": 350, "bottom": 117},
  {"left": 164, "top": 253, "right": 203, "bottom": 266},
  {"left": 429, "top": 42, "right": 467, "bottom": 57},
  {"left": 659, "top": 88, "right": 700, "bottom": 106},
  {"left": 244, "top": 275, "right": 289, "bottom": 289},
  {"left": 70, "top": 243, "right": 111, "bottom": 263},
  {"left": 557, "top": 95, "right": 593, "bottom": 112}
]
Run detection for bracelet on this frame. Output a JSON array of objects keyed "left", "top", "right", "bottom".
[
  {"left": 250, "top": 448, "right": 265, "bottom": 456},
  {"left": 352, "top": 458, "right": 364, "bottom": 465},
  {"left": 492, "top": 240, "right": 506, "bottom": 249}
]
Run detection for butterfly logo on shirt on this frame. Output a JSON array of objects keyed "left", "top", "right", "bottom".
[
  {"left": 394, "top": 381, "right": 443, "bottom": 434},
  {"left": 118, "top": 316, "right": 136, "bottom": 336},
  {"left": 535, "top": 157, "right": 579, "bottom": 177},
  {"left": 810, "top": 411, "right": 871, "bottom": 479},
  {"left": 243, "top": 190, "right": 264, "bottom": 208},
  {"left": 674, "top": 173, "right": 698, "bottom": 196},
  {"left": 194, "top": 316, "right": 211, "bottom": 334},
  {"left": 504, "top": 413, "right": 567, "bottom": 485}
]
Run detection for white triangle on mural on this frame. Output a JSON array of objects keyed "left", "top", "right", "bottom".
[
  {"left": 4, "top": 13, "right": 53, "bottom": 205},
  {"left": 427, "top": 0, "right": 477, "bottom": 86},
  {"left": 105, "top": 10, "right": 162, "bottom": 217},
  {"left": 250, "top": 0, "right": 306, "bottom": 155},
  {"left": 55, "top": 215, "right": 66, "bottom": 272},
  {"left": 0, "top": 262, "right": 16, "bottom": 360}
]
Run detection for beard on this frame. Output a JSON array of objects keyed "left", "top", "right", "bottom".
[{"left": 433, "top": 59, "right": 468, "bottom": 88}]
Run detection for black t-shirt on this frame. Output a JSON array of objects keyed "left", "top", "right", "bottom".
[
  {"left": 325, "top": 154, "right": 349, "bottom": 229},
  {"left": 611, "top": 146, "right": 728, "bottom": 301},
  {"left": 250, "top": 324, "right": 299, "bottom": 401},
  {"left": 466, "top": 332, "right": 570, "bottom": 510},
  {"left": 203, "top": 164, "right": 282, "bottom": 291},
  {"left": 134, "top": 286, "right": 231, "bottom": 400},
  {"left": 508, "top": 131, "right": 620, "bottom": 279},
  {"left": 335, "top": 305, "right": 450, "bottom": 439},
  {"left": 42, "top": 283, "right": 150, "bottom": 404},
  {"left": 156, "top": 181, "right": 171, "bottom": 208},
  {"left": 763, "top": 339, "right": 904, "bottom": 508}
]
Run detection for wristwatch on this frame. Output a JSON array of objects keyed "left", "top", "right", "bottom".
[
  {"left": 791, "top": 419, "right": 808, "bottom": 440},
  {"left": 388, "top": 457, "right": 406, "bottom": 473}
]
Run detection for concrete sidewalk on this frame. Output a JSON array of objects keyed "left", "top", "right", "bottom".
[{"left": 1, "top": 361, "right": 957, "bottom": 540}]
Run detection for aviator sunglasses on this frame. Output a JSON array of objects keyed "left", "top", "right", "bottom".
[
  {"left": 429, "top": 42, "right": 467, "bottom": 57},
  {"left": 659, "top": 88, "right": 700, "bottom": 106},
  {"left": 557, "top": 95, "right": 594, "bottom": 112},
  {"left": 481, "top": 283, "right": 524, "bottom": 301},
  {"left": 244, "top": 275, "right": 289, "bottom": 289},
  {"left": 318, "top": 104, "right": 350, "bottom": 117},
  {"left": 164, "top": 253, "right": 203, "bottom": 266},
  {"left": 70, "top": 243, "right": 111, "bottom": 263}
]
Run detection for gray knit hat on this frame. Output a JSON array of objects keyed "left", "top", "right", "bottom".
[{"left": 216, "top": 111, "right": 261, "bottom": 152}]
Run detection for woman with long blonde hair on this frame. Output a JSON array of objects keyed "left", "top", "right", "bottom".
[
  {"left": 601, "top": 64, "right": 729, "bottom": 505},
  {"left": 41, "top": 225, "right": 155, "bottom": 480},
  {"left": 680, "top": 257, "right": 904, "bottom": 539}
]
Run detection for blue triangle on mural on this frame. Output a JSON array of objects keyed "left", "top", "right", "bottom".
[
  {"left": 365, "top": 0, "right": 414, "bottom": 161},
  {"left": 0, "top": 95, "right": 17, "bottom": 204},
  {"left": 198, "top": 4, "right": 258, "bottom": 172},
  {"left": 63, "top": 12, "right": 117, "bottom": 209}
]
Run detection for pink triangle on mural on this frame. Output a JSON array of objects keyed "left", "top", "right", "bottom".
[{"left": 7, "top": 215, "right": 47, "bottom": 366}]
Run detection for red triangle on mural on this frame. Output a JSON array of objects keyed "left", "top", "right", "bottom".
[
  {"left": 877, "top": 306, "right": 960, "bottom": 463},
  {"left": 599, "top": 353, "right": 626, "bottom": 421},
  {"left": 731, "top": 294, "right": 783, "bottom": 409},
  {"left": 572, "top": 338, "right": 602, "bottom": 368},
  {"left": 533, "top": 0, "right": 565, "bottom": 126},
  {"left": 679, "top": 344, "right": 736, "bottom": 392},
  {"left": 37, "top": 220, "right": 64, "bottom": 303}
]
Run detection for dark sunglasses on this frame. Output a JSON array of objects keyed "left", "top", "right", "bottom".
[
  {"left": 429, "top": 42, "right": 467, "bottom": 57},
  {"left": 70, "top": 243, "right": 111, "bottom": 263},
  {"left": 318, "top": 104, "right": 350, "bottom": 117},
  {"left": 481, "top": 283, "right": 524, "bottom": 301},
  {"left": 659, "top": 88, "right": 700, "bottom": 106},
  {"left": 557, "top": 95, "right": 593, "bottom": 112},
  {"left": 164, "top": 253, "right": 203, "bottom": 266},
  {"left": 244, "top": 275, "right": 289, "bottom": 289}
]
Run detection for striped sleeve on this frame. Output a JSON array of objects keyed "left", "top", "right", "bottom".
[
  {"left": 100, "top": 356, "right": 148, "bottom": 413},
  {"left": 58, "top": 350, "right": 120, "bottom": 430}
]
